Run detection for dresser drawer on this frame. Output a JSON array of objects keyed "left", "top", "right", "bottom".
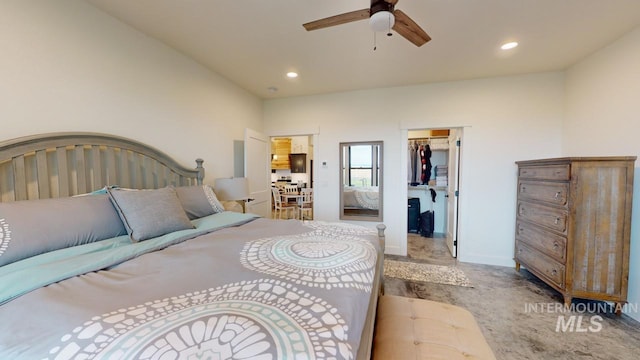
[
  {"left": 518, "top": 181, "right": 569, "bottom": 207},
  {"left": 519, "top": 165, "right": 570, "bottom": 181},
  {"left": 516, "top": 242, "right": 565, "bottom": 288},
  {"left": 517, "top": 201, "right": 568, "bottom": 234},
  {"left": 516, "top": 221, "right": 566, "bottom": 263}
]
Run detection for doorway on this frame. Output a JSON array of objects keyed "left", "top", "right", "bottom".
[
  {"left": 270, "top": 135, "right": 314, "bottom": 220},
  {"left": 406, "top": 128, "right": 462, "bottom": 261}
]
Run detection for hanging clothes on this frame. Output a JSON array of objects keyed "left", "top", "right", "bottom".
[
  {"left": 413, "top": 143, "right": 421, "bottom": 184},
  {"left": 407, "top": 145, "right": 412, "bottom": 183},
  {"left": 408, "top": 142, "right": 418, "bottom": 185},
  {"left": 425, "top": 144, "right": 432, "bottom": 183},
  {"left": 419, "top": 144, "right": 432, "bottom": 185},
  {"left": 408, "top": 141, "right": 422, "bottom": 186},
  {"left": 419, "top": 145, "right": 426, "bottom": 184},
  {"left": 408, "top": 139, "right": 432, "bottom": 185},
  {"left": 429, "top": 188, "right": 437, "bottom": 202}
]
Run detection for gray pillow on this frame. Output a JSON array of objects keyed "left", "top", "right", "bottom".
[
  {"left": 175, "top": 185, "right": 226, "bottom": 220},
  {"left": 0, "top": 194, "right": 127, "bottom": 267},
  {"left": 108, "top": 187, "right": 194, "bottom": 242}
]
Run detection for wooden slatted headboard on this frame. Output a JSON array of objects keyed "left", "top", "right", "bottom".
[{"left": 0, "top": 132, "right": 204, "bottom": 202}]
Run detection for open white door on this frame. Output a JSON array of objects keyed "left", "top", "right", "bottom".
[
  {"left": 446, "top": 130, "right": 461, "bottom": 258},
  {"left": 244, "top": 128, "right": 271, "bottom": 218}
]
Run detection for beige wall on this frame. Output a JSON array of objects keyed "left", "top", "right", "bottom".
[
  {"left": 565, "top": 26, "right": 640, "bottom": 321},
  {"left": 264, "top": 72, "right": 565, "bottom": 262},
  {"left": 0, "top": 0, "right": 263, "bottom": 183}
]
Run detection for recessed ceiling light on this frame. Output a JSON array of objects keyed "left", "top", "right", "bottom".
[
  {"left": 286, "top": 72, "right": 298, "bottom": 79},
  {"left": 501, "top": 41, "right": 518, "bottom": 50}
]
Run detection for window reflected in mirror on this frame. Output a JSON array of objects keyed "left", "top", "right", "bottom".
[{"left": 339, "top": 141, "right": 383, "bottom": 221}]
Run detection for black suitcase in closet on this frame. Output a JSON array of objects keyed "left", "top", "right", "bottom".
[
  {"left": 419, "top": 210, "right": 435, "bottom": 237},
  {"left": 408, "top": 198, "right": 420, "bottom": 233}
]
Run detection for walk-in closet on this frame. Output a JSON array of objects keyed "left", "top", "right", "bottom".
[{"left": 407, "top": 128, "right": 461, "bottom": 259}]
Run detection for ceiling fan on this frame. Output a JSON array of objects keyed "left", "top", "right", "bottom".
[{"left": 303, "top": 0, "right": 431, "bottom": 47}]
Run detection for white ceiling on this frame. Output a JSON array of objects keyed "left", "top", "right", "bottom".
[{"left": 86, "top": 0, "right": 640, "bottom": 99}]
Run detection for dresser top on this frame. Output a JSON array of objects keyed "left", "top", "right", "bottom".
[{"left": 516, "top": 156, "right": 637, "bottom": 166}]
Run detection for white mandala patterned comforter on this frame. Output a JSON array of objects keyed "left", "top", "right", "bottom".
[
  {"left": 342, "top": 187, "right": 379, "bottom": 210},
  {"left": 0, "top": 218, "right": 380, "bottom": 360}
]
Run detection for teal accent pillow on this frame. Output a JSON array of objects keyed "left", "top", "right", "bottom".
[
  {"left": 0, "top": 194, "right": 127, "bottom": 267},
  {"left": 108, "top": 187, "right": 194, "bottom": 242},
  {"left": 73, "top": 185, "right": 120, "bottom": 197}
]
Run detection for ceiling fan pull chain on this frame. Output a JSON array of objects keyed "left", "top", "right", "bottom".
[{"left": 373, "top": 31, "right": 377, "bottom": 51}]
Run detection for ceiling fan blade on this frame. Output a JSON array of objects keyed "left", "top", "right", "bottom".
[
  {"left": 392, "top": 9, "right": 431, "bottom": 47},
  {"left": 303, "top": 9, "right": 370, "bottom": 31}
]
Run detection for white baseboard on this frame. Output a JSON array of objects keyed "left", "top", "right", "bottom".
[
  {"left": 458, "top": 253, "right": 515, "bottom": 268},
  {"left": 383, "top": 244, "right": 403, "bottom": 256}
]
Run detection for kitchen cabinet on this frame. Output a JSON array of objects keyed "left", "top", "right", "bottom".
[{"left": 271, "top": 138, "right": 290, "bottom": 170}]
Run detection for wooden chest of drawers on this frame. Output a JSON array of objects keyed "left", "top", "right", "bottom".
[{"left": 514, "top": 157, "right": 635, "bottom": 309}]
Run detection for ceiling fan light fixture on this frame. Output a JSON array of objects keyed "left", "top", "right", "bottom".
[
  {"left": 369, "top": 10, "right": 395, "bottom": 32},
  {"left": 501, "top": 41, "right": 519, "bottom": 50},
  {"left": 303, "top": 1, "right": 431, "bottom": 47}
]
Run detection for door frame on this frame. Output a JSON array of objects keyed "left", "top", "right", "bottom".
[
  {"left": 401, "top": 127, "right": 465, "bottom": 259},
  {"left": 267, "top": 130, "right": 319, "bottom": 217},
  {"left": 244, "top": 128, "right": 271, "bottom": 217},
  {"left": 446, "top": 130, "right": 462, "bottom": 258}
]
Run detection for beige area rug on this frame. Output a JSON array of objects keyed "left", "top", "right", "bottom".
[{"left": 384, "top": 259, "right": 473, "bottom": 287}]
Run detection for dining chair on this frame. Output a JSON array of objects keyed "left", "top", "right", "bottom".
[
  {"left": 272, "top": 187, "right": 295, "bottom": 219},
  {"left": 297, "top": 188, "right": 313, "bottom": 220},
  {"left": 283, "top": 184, "right": 299, "bottom": 207}
]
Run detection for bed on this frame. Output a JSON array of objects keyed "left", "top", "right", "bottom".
[
  {"left": 0, "top": 132, "right": 385, "bottom": 360},
  {"left": 342, "top": 186, "right": 380, "bottom": 219},
  {"left": 342, "top": 186, "right": 379, "bottom": 211}
]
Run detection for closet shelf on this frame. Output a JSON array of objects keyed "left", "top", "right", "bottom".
[{"left": 408, "top": 185, "right": 447, "bottom": 191}]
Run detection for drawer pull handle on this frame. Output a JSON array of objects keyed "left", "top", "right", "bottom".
[
  {"left": 551, "top": 269, "right": 558, "bottom": 276},
  {"left": 521, "top": 186, "right": 526, "bottom": 192},
  {"left": 554, "top": 191, "right": 562, "bottom": 199},
  {"left": 553, "top": 242, "right": 559, "bottom": 249},
  {"left": 554, "top": 217, "right": 560, "bottom": 225}
]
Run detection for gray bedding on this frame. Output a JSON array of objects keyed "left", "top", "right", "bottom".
[
  {"left": 0, "top": 213, "right": 380, "bottom": 360},
  {"left": 343, "top": 186, "right": 379, "bottom": 210}
]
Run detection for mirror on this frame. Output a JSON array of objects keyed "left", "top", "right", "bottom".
[{"left": 340, "top": 141, "right": 383, "bottom": 221}]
